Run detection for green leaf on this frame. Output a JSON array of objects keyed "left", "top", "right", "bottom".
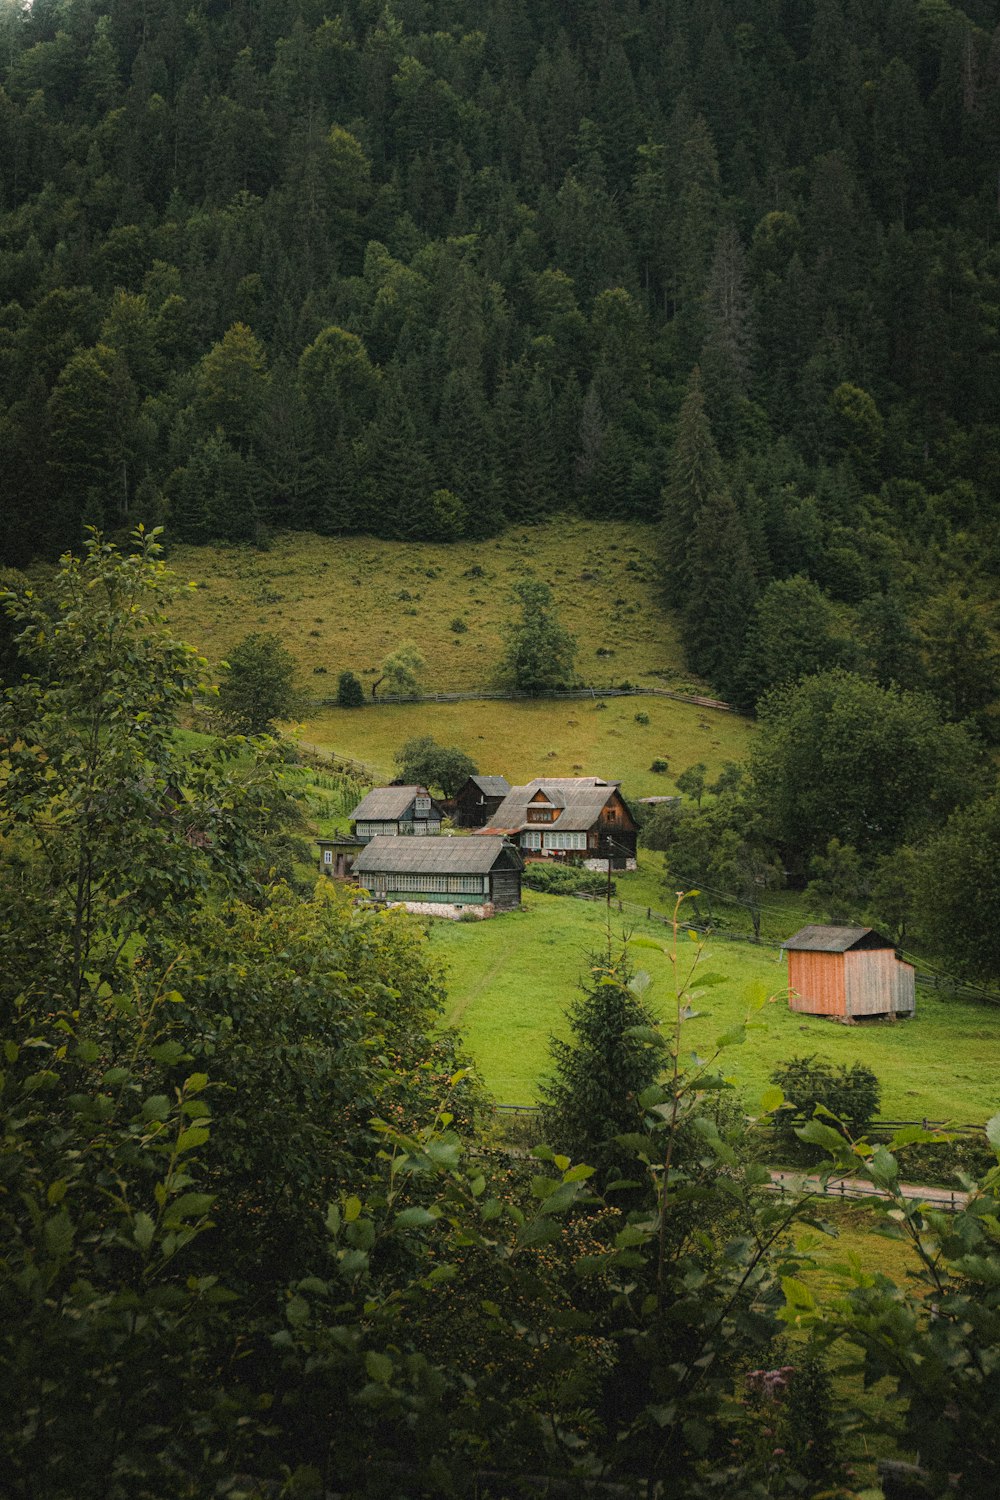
[
  {"left": 760, "top": 1085, "right": 785, "bottom": 1114},
  {"left": 344, "top": 1195, "right": 362, "bottom": 1223},
  {"left": 183, "top": 1072, "right": 209, "bottom": 1094},
  {"left": 517, "top": 1216, "right": 563, "bottom": 1247},
  {"left": 286, "top": 1294, "right": 310, "bottom": 1327},
  {"left": 714, "top": 1025, "right": 746, "bottom": 1049},
  {"left": 133, "top": 1212, "right": 156, "bottom": 1253},
  {"left": 395, "top": 1206, "right": 437, "bottom": 1228},
  {"left": 986, "top": 1113, "right": 1000, "bottom": 1155},
  {"left": 691, "top": 971, "right": 728, "bottom": 988},
  {"left": 175, "top": 1125, "right": 210, "bottom": 1154},
  {"left": 781, "top": 1275, "right": 817, "bottom": 1311},
  {"left": 365, "top": 1350, "right": 393, "bottom": 1384},
  {"left": 167, "top": 1191, "right": 215, "bottom": 1220},
  {"left": 149, "top": 1041, "right": 186, "bottom": 1066},
  {"left": 140, "top": 1094, "right": 171, "bottom": 1121},
  {"left": 797, "top": 1119, "right": 852, "bottom": 1154}
]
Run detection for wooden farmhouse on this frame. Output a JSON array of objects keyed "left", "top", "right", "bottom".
[
  {"left": 353, "top": 835, "right": 523, "bottom": 918},
  {"left": 452, "top": 774, "right": 512, "bottom": 828},
  {"left": 478, "top": 777, "right": 638, "bottom": 870},
  {"left": 347, "top": 785, "right": 444, "bottom": 842},
  {"left": 783, "top": 925, "right": 916, "bottom": 1021}
]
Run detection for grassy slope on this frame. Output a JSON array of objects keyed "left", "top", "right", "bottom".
[
  {"left": 166, "top": 520, "right": 683, "bottom": 691},
  {"left": 165, "top": 523, "right": 752, "bottom": 791},
  {"left": 430, "top": 890, "right": 999, "bottom": 1121},
  {"left": 301, "top": 693, "right": 751, "bottom": 794}
]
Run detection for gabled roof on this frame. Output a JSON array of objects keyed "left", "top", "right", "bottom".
[
  {"left": 354, "top": 834, "right": 522, "bottom": 875},
  {"left": 349, "top": 786, "right": 435, "bottom": 821},
  {"left": 783, "top": 925, "right": 895, "bottom": 953},
  {"left": 484, "top": 777, "right": 627, "bottom": 834},
  {"left": 468, "top": 774, "right": 511, "bottom": 797}
]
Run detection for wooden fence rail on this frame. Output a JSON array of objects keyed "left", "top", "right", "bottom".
[{"left": 308, "top": 684, "right": 737, "bottom": 711}]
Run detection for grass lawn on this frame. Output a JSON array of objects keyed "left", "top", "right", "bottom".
[
  {"left": 429, "top": 890, "right": 1000, "bottom": 1123},
  {"left": 164, "top": 519, "right": 687, "bottom": 693},
  {"left": 300, "top": 692, "right": 752, "bottom": 795},
  {"left": 164, "top": 522, "right": 754, "bottom": 794}
]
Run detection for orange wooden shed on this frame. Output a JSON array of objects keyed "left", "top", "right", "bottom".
[{"left": 783, "top": 925, "right": 916, "bottom": 1021}]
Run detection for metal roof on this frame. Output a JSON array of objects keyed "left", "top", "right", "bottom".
[
  {"left": 468, "top": 774, "right": 511, "bottom": 797},
  {"left": 782, "top": 925, "right": 894, "bottom": 953},
  {"left": 354, "top": 835, "right": 522, "bottom": 875},
  {"left": 349, "top": 786, "right": 434, "bottom": 821},
  {"left": 485, "top": 777, "right": 628, "bottom": 833}
]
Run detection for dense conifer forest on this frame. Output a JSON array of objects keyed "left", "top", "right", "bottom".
[{"left": 2, "top": 0, "right": 999, "bottom": 707}]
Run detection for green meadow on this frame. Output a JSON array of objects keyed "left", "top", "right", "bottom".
[
  {"left": 428, "top": 890, "right": 1000, "bottom": 1123},
  {"left": 300, "top": 692, "right": 751, "bottom": 795},
  {"left": 165, "top": 523, "right": 753, "bottom": 793},
  {"left": 166, "top": 520, "right": 684, "bottom": 692}
]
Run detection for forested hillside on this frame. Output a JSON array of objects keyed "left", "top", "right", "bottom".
[{"left": 1, "top": 0, "right": 999, "bottom": 708}]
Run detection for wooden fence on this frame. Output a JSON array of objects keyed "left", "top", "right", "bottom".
[{"left": 309, "top": 684, "right": 737, "bottom": 712}]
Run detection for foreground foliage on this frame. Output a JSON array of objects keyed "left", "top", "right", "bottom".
[{"left": 5, "top": 530, "right": 1000, "bottom": 1498}]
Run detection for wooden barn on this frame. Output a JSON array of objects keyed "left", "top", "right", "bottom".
[
  {"left": 452, "top": 774, "right": 512, "bottom": 828},
  {"left": 353, "top": 835, "right": 523, "bottom": 918},
  {"left": 783, "top": 925, "right": 916, "bottom": 1021}
]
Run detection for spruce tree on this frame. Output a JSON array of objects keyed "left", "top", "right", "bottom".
[
  {"left": 659, "top": 366, "right": 725, "bottom": 609},
  {"left": 682, "top": 487, "right": 757, "bottom": 698},
  {"left": 540, "top": 952, "right": 661, "bottom": 1185}
]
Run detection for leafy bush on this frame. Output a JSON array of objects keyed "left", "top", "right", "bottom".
[
  {"left": 650, "top": 757, "right": 670, "bottom": 773},
  {"left": 335, "top": 669, "right": 365, "bottom": 707},
  {"left": 521, "top": 863, "right": 611, "bottom": 897},
  {"left": 770, "top": 1055, "right": 881, "bottom": 1159}
]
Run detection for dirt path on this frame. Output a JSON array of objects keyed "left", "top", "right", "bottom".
[{"left": 769, "top": 1170, "right": 969, "bottom": 1210}]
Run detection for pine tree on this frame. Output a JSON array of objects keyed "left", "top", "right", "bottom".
[
  {"left": 659, "top": 367, "right": 725, "bottom": 608},
  {"left": 682, "top": 487, "right": 757, "bottom": 698},
  {"left": 540, "top": 952, "right": 661, "bottom": 1185}
]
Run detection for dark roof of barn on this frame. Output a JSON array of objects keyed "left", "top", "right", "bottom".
[
  {"left": 469, "top": 775, "right": 511, "bottom": 796},
  {"left": 349, "top": 786, "right": 434, "bottom": 821},
  {"left": 782, "top": 925, "right": 895, "bottom": 953},
  {"left": 354, "top": 835, "right": 522, "bottom": 875}
]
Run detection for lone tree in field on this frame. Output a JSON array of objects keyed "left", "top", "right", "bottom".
[
  {"left": 540, "top": 952, "right": 660, "bottom": 1184},
  {"left": 217, "top": 631, "right": 300, "bottom": 735},
  {"left": 499, "top": 578, "right": 577, "bottom": 694},
  {"left": 336, "top": 669, "right": 365, "bottom": 708},
  {"left": 372, "top": 642, "right": 425, "bottom": 699}
]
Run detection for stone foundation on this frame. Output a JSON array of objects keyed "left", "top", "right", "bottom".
[
  {"left": 383, "top": 900, "right": 495, "bottom": 920},
  {"left": 582, "top": 857, "right": 637, "bottom": 873}
]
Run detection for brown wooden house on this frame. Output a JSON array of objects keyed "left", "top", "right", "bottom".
[
  {"left": 477, "top": 777, "right": 638, "bottom": 869},
  {"left": 783, "top": 925, "right": 916, "bottom": 1021},
  {"left": 452, "top": 774, "right": 511, "bottom": 828}
]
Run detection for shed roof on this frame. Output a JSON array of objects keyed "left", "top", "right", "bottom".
[
  {"left": 349, "top": 786, "right": 433, "bottom": 821},
  {"left": 485, "top": 777, "right": 626, "bottom": 833},
  {"left": 468, "top": 774, "right": 511, "bottom": 797},
  {"left": 783, "top": 925, "right": 895, "bottom": 953},
  {"left": 354, "top": 834, "right": 522, "bottom": 875}
]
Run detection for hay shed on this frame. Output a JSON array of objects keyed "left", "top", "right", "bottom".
[{"left": 782, "top": 925, "right": 916, "bottom": 1021}]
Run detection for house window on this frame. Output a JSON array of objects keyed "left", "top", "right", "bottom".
[
  {"left": 323, "top": 850, "right": 333, "bottom": 865},
  {"left": 527, "top": 808, "right": 553, "bottom": 822},
  {"left": 606, "top": 809, "right": 617, "bottom": 822},
  {"left": 522, "top": 831, "right": 542, "bottom": 850},
  {"left": 543, "top": 830, "right": 586, "bottom": 850},
  {"left": 415, "top": 796, "right": 431, "bottom": 813}
]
